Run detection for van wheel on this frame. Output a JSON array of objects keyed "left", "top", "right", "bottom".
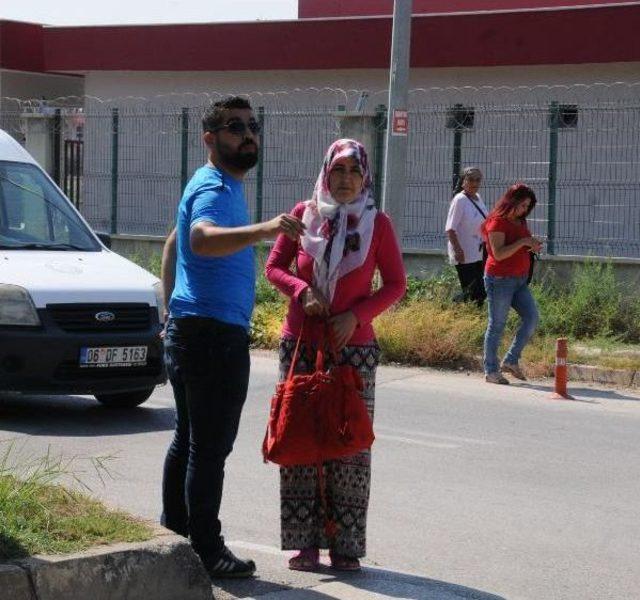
[{"left": 94, "top": 387, "right": 155, "bottom": 408}]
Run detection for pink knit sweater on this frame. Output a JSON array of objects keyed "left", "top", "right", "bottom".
[{"left": 264, "top": 202, "right": 407, "bottom": 345}]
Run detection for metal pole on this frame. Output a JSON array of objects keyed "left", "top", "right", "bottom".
[
  {"left": 52, "top": 109, "right": 61, "bottom": 185},
  {"left": 547, "top": 101, "right": 559, "bottom": 255},
  {"left": 110, "top": 108, "right": 119, "bottom": 235},
  {"left": 255, "top": 106, "right": 265, "bottom": 223},
  {"left": 382, "top": 0, "right": 413, "bottom": 243},
  {"left": 373, "top": 104, "right": 387, "bottom": 208},
  {"left": 451, "top": 104, "right": 464, "bottom": 191},
  {"left": 63, "top": 141, "right": 70, "bottom": 199},
  {"left": 180, "top": 107, "right": 189, "bottom": 193}
]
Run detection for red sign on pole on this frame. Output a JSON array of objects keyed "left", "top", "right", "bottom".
[{"left": 391, "top": 109, "right": 408, "bottom": 136}]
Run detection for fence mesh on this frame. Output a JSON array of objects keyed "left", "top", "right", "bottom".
[{"left": 1, "top": 90, "right": 639, "bottom": 258}]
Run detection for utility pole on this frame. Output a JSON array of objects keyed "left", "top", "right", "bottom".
[{"left": 382, "top": 0, "right": 413, "bottom": 244}]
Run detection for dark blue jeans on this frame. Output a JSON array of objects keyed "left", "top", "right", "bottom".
[{"left": 161, "top": 316, "right": 250, "bottom": 559}]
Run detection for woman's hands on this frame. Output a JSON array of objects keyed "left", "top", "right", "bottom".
[
  {"left": 329, "top": 310, "right": 358, "bottom": 351},
  {"left": 301, "top": 289, "right": 358, "bottom": 349},
  {"left": 490, "top": 231, "right": 543, "bottom": 261},
  {"left": 522, "top": 236, "right": 543, "bottom": 253},
  {"left": 301, "top": 287, "right": 330, "bottom": 317}
]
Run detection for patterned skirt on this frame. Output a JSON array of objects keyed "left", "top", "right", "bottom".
[{"left": 278, "top": 337, "right": 380, "bottom": 558}]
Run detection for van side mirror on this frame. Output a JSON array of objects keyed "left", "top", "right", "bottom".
[{"left": 96, "top": 232, "right": 112, "bottom": 249}]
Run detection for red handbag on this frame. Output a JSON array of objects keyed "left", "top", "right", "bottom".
[
  {"left": 263, "top": 322, "right": 374, "bottom": 465},
  {"left": 262, "top": 321, "right": 375, "bottom": 535}
]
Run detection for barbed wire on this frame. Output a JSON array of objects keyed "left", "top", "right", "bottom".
[{"left": 2, "top": 80, "right": 640, "bottom": 113}]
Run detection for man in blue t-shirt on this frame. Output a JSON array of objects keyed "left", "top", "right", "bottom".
[{"left": 160, "top": 97, "right": 304, "bottom": 579}]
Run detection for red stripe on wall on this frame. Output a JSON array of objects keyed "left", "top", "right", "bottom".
[
  {"left": 298, "top": 0, "right": 639, "bottom": 18},
  {"left": 0, "top": 21, "right": 45, "bottom": 72},
  {"left": 42, "top": 6, "right": 640, "bottom": 72},
  {"left": 44, "top": 19, "right": 392, "bottom": 71}
]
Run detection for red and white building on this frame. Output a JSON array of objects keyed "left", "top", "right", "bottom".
[
  {"left": 1, "top": 1, "right": 638, "bottom": 103},
  {"left": 1, "top": 1, "right": 639, "bottom": 256}
]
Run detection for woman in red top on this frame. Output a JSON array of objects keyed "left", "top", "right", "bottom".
[
  {"left": 481, "top": 183, "right": 543, "bottom": 384},
  {"left": 265, "top": 139, "right": 406, "bottom": 571}
]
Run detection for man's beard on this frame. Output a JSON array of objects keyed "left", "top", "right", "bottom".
[{"left": 216, "top": 139, "right": 258, "bottom": 171}]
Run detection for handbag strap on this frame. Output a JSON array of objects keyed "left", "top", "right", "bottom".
[
  {"left": 287, "top": 317, "right": 341, "bottom": 380},
  {"left": 465, "top": 194, "right": 487, "bottom": 219},
  {"left": 314, "top": 321, "right": 341, "bottom": 371},
  {"left": 286, "top": 318, "right": 307, "bottom": 381}
]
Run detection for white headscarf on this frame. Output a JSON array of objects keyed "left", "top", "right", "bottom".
[{"left": 301, "top": 139, "right": 377, "bottom": 302}]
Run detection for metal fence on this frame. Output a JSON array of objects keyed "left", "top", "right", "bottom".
[{"left": 2, "top": 95, "right": 639, "bottom": 258}]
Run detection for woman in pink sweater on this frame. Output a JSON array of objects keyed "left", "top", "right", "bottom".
[{"left": 265, "top": 138, "right": 406, "bottom": 572}]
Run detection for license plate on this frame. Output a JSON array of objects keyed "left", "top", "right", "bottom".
[{"left": 79, "top": 346, "right": 148, "bottom": 368}]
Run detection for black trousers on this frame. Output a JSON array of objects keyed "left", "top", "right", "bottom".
[
  {"left": 455, "top": 260, "right": 486, "bottom": 306},
  {"left": 161, "top": 316, "right": 250, "bottom": 560}
]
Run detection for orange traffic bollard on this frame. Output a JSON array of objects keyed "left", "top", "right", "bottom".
[{"left": 551, "top": 337, "right": 573, "bottom": 400}]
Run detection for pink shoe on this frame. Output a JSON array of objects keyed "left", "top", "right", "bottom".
[{"left": 288, "top": 547, "right": 320, "bottom": 571}]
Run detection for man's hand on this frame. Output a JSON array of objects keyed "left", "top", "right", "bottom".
[
  {"left": 262, "top": 214, "right": 305, "bottom": 241},
  {"left": 329, "top": 311, "right": 358, "bottom": 351},
  {"left": 159, "top": 310, "right": 169, "bottom": 340},
  {"left": 454, "top": 246, "right": 465, "bottom": 264},
  {"left": 191, "top": 215, "right": 305, "bottom": 256},
  {"left": 301, "top": 287, "right": 330, "bottom": 317}
]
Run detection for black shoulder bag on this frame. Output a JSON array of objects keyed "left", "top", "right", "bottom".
[{"left": 527, "top": 251, "right": 537, "bottom": 285}]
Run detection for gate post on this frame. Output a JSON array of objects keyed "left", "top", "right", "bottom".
[{"left": 111, "top": 108, "right": 119, "bottom": 235}]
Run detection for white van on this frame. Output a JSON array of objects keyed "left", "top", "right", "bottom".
[{"left": 0, "top": 129, "right": 166, "bottom": 408}]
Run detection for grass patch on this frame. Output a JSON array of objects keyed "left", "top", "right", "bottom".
[
  {"left": 0, "top": 443, "right": 153, "bottom": 560},
  {"left": 128, "top": 250, "right": 640, "bottom": 376},
  {"left": 374, "top": 301, "right": 485, "bottom": 368},
  {"left": 250, "top": 261, "right": 640, "bottom": 376}
]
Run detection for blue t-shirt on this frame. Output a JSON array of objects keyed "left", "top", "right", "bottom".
[{"left": 169, "top": 165, "right": 255, "bottom": 329}]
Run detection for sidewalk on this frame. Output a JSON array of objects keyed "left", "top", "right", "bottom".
[{"left": 212, "top": 542, "right": 506, "bottom": 600}]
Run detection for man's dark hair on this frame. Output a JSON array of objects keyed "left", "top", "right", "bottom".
[{"left": 202, "top": 96, "right": 252, "bottom": 132}]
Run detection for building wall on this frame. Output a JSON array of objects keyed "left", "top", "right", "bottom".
[
  {"left": 1, "top": 70, "right": 84, "bottom": 103},
  {"left": 83, "top": 62, "right": 640, "bottom": 104},
  {"left": 78, "top": 62, "right": 640, "bottom": 257},
  {"left": 0, "top": 70, "right": 84, "bottom": 145}
]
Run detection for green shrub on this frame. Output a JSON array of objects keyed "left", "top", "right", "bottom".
[
  {"left": 250, "top": 300, "right": 287, "bottom": 349},
  {"left": 404, "top": 268, "right": 459, "bottom": 305},
  {"left": 532, "top": 261, "right": 624, "bottom": 340},
  {"left": 610, "top": 288, "right": 640, "bottom": 343}
]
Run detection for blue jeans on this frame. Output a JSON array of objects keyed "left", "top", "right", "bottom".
[
  {"left": 483, "top": 275, "right": 539, "bottom": 375},
  {"left": 161, "top": 316, "right": 250, "bottom": 559}
]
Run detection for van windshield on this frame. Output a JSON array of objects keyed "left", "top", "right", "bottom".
[{"left": 0, "top": 161, "right": 99, "bottom": 251}]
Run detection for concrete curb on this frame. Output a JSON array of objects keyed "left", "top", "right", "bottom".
[
  {"left": 568, "top": 364, "right": 638, "bottom": 388},
  {"left": 0, "top": 526, "right": 212, "bottom": 600},
  {"left": 255, "top": 348, "right": 640, "bottom": 391},
  {"left": 0, "top": 564, "right": 36, "bottom": 600}
]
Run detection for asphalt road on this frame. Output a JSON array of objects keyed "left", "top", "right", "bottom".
[{"left": 2, "top": 352, "right": 639, "bottom": 600}]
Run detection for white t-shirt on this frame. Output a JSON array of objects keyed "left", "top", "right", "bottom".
[{"left": 445, "top": 192, "right": 488, "bottom": 265}]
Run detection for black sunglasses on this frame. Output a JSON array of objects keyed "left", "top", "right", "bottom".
[{"left": 211, "top": 120, "right": 261, "bottom": 136}]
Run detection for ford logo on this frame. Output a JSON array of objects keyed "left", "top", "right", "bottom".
[{"left": 95, "top": 311, "right": 116, "bottom": 323}]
